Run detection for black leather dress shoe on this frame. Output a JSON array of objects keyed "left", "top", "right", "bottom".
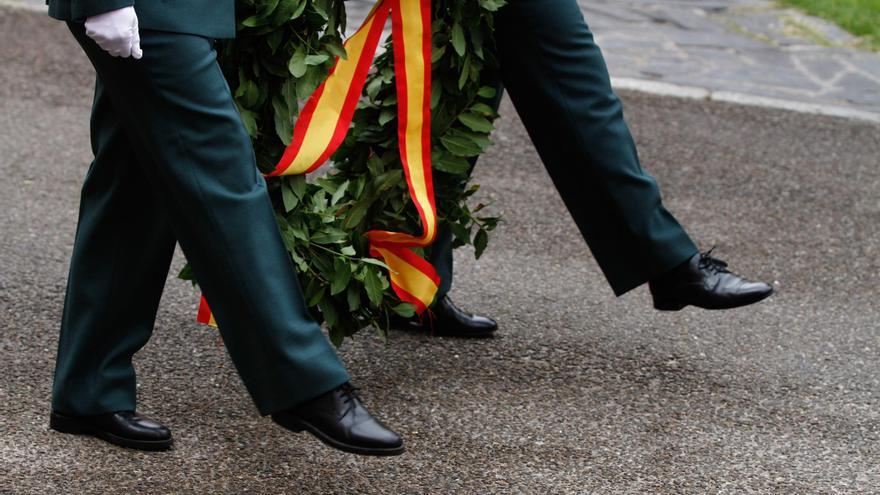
[
  {"left": 49, "top": 410, "right": 173, "bottom": 451},
  {"left": 272, "top": 383, "right": 404, "bottom": 456},
  {"left": 392, "top": 296, "right": 497, "bottom": 337},
  {"left": 649, "top": 250, "right": 774, "bottom": 311}
]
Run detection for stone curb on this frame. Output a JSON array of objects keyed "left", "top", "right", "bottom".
[{"left": 612, "top": 77, "right": 880, "bottom": 125}]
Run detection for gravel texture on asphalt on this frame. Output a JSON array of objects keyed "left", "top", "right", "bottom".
[{"left": 1, "top": 7, "right": 879, "bottom": 495}]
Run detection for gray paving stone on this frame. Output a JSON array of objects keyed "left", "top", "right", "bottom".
[
  {"left": 824, "top": 72, "right": 880, "bottom": 104},
  {"left": 583, "top": 0, "right": 879, "bottom": 114}
]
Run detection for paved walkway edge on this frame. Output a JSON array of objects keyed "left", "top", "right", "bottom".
[
  {"left": 3, "top": 0, "right": 878, "bottom": 125},
  {"left": 612, "top": 77, "right": 880, "bottom": 125}
]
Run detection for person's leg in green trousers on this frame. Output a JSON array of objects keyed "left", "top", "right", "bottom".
[
  {"left": 414, "top": 0, "right": 771, "bottom": 336},
  {"left": 51, "top": 75, "right": 180, "bottom": 417},
  {"left": 50, "top": 25, "right": 404, "bottom": 455}
]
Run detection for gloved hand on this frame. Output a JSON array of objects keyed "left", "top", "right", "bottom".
[{"left": 84, "top": 6, "right": 142, "bottom": 59}]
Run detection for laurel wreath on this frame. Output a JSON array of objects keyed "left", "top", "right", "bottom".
[{"left": 180, "top": 0, "right": 503, "bottom": 345}]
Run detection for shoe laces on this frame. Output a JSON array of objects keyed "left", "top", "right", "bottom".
[
  {"left": 339, "top": 383, "right": 362, "bottom": 419},
  {"left": 698, "top": 248, "right": 730, "bottom": 274}
]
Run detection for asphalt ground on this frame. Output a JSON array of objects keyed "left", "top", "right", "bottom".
[{"left": 1, "top": 7, "right": 879, "bottom": 495}]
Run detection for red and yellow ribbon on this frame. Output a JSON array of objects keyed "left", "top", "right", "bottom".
[{"left": 198, "top": 0, "right": 439, "bottom": 327}]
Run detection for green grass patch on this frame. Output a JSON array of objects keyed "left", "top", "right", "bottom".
[{"left": 778, "top": 0, "right": 880, "bottom": 49}]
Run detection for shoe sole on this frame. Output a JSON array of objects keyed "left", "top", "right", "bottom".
[
  {"left": 49, "top": 412, "right": 173, "bottom": 452},
  {"left": 426, "top": 329, "right": 496, "bottom": 338},
  {"left": 654, "top": 287, "right": 774, "bottom": 311},
  {"left": 272, "top": 415, "right": 405, "bottom": 457},
  {"left": 390, "top": 321, "right": 497, "bottom": 339}
]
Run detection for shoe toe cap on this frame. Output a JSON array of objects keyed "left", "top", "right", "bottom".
[
  {"left": 472, "top": 315, "right": 498, "bottom": 330},
  {"left": 350, "top": 420, "right": 403, "bottom": 449},
  {"left": 141, "top": 424, "right": 172, "bottom": 441},
  {"left": 125, "top": 416, "right": 172, "bottom": 441},
  {"left": 743, "top": 281, "right": 774, "bottom": 297}
]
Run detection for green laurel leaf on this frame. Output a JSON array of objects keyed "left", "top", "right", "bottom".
[
  {"left": 363, "top": 268, "right": 383, "bottom": 307},
  {"left": 451, "top": 23, "right": 466, "bottom": 57},
  {"left": 474, "top": 228, "right": 489, "bottom": 259},
  {"left": 330, "top": 258, "right": 352, "bottom": 295},
  {"left": 440, "top": 133, "right": 482, "bottom": 157},
  {"left": 391, "top": 303, "right": 417, "bottom": 318},
  {"left": 288, "top": 47, "right": 307, "bottom": 77},
  {"left": 458, "top": 112, "right": 494, "bottom": 132}
]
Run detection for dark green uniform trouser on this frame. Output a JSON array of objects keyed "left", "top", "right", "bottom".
[
  {"left": 430, "top": 0, "right": 698, "bottom": 299},
  {"left": 52, "top": 25, "right": 350, "bottom": 417}
]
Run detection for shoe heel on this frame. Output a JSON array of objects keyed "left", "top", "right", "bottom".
[
  {"left": 653, "top": 298, "right": 686, "bottom": 311},
  {"left": 271, "top": 414, "right": 306, "bottom": 433},
  {"left": 49, "top": 412, "right": 87, "bottom": 434}
]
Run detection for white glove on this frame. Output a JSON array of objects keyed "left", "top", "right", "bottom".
[{"left": 84, "top": 6, "right": 143, "bottom": 59}]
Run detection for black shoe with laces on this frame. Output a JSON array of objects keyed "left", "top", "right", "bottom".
[
  {"left": 49, "top": 410, "right": 173, "bottom": 451},
  {"left": 648, "top": 250, "right": 774, "bottom": 311},
  {"left": 391, "top": 296, "right": 497, "bottom": 338},
  {"left": 271, "top": 383, "right": 404, "bottom": 456}
]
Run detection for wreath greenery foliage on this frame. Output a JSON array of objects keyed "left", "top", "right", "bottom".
[{"left": 182, "top": 0, "right": 504, "bottom": 345}]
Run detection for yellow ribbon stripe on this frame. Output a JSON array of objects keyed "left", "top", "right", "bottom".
[{"left": 267, "top": 0, "right": 391, "bottom": 176}]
